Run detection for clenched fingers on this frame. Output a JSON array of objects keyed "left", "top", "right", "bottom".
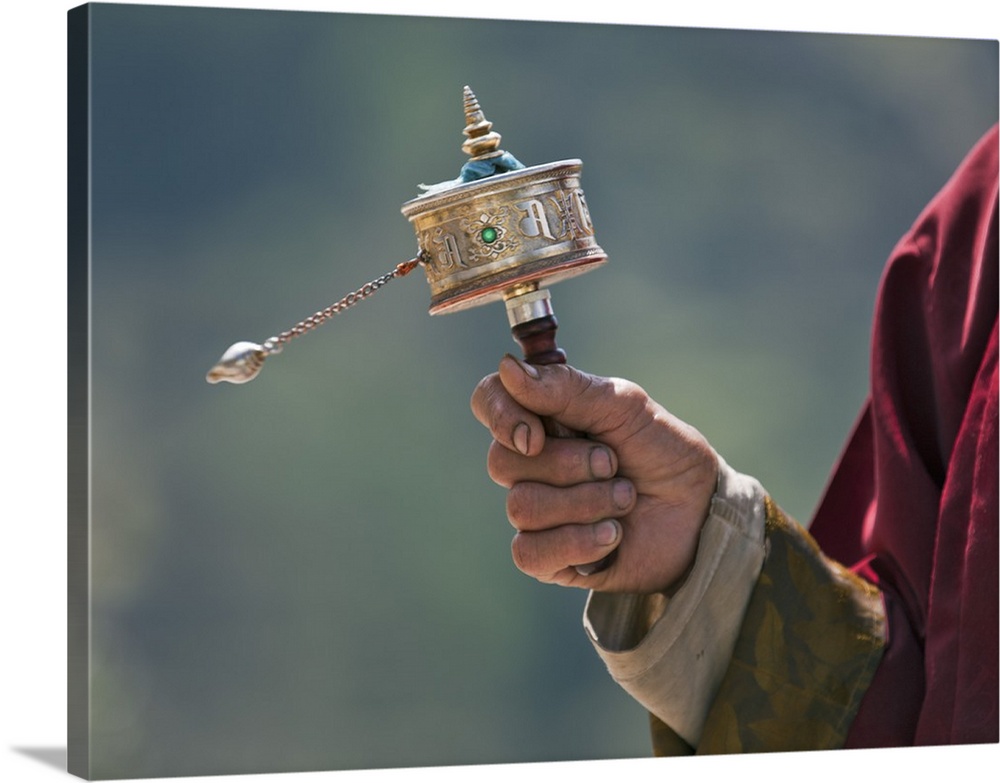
[
  {"left": 511, "top": 520, "right": 621, "bottom": 585},
  {"left": 505, "top": 478, "right": 636, "bottom": 532},
  {"left": 486, "top": 438, "right": 619, "bottom": 489}
]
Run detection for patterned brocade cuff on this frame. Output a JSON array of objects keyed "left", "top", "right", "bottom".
[
  {"left": 583, "top": 457, "right": 768, "bottom": 747},
  {"left": 693, "top": 498, "right": 886, "bottom": 754}
]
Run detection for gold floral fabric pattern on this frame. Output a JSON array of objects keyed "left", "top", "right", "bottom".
[{"left": 652, "top": 497, "right": 886, "bottom": 755}]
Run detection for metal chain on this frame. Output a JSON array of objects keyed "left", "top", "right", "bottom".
[{"left": 261, "top": 256, "right": 422, "bottom": 354}]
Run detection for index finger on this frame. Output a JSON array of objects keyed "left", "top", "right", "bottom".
[{"left": 470, "top": 366, "right": 547, "bottom": 457}]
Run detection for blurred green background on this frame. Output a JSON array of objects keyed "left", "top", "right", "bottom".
[{"left": 78, "top": 3, "right": 997, "bottom": 778}]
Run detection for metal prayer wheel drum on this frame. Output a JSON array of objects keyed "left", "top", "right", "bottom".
[
  {"left": 402, "top": 160, "right": 606, "bottom": 315},
  {"left": 401, "top": 86, "right": 607, "bottom": 316}
]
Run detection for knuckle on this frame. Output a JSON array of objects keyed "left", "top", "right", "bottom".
[
  {"left": 486, "top": 441, "right": 513, "bottom": 487},
  {"left": 595, "top": 377, "right": 652, "bottom": 434},
  {"left": 557, "top": 367, "right": 597, "bottom": 416},
  {"left": 485, "top": 387, "right": 511, "bottom": 430},
  {"left": 510, "top": 532, "right": 538, "bottom": 574},
  {"left": 613, "top": 377, "right": 651, "bottom": 414},
  {"left": 505, "top": 483, "right": 538, "bottom": 530},
  {"left": 470, "top": 374, "right": 497, "bottom": 419},
  {"left": 475, "top": 376, "right": 515, "bottom": 433}
]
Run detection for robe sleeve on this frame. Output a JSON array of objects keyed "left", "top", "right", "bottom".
[
  {"left": 689, "top": 496, "right": 886, "bottom": 753},
  {"left": 583, "top": 457, "right": 768, "bottom": 746},
  {"left": 584, "top": 462, "right": 887, "bottom": 754}
]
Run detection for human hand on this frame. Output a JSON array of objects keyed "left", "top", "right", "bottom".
[{"left": 471, "top": 356, "right": 719, "bottom": 594}]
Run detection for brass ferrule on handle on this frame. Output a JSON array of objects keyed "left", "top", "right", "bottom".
[{"left": 504, "top": 286, "right": 553, "bottom": 328}]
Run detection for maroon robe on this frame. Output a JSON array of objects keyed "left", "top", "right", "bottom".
[{"left": 808, "top": 125, "right": 999, "bottom": 746}]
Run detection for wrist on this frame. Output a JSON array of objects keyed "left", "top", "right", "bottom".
[{"left": 583, "top": 456, "right": 768, "bottom": 746}]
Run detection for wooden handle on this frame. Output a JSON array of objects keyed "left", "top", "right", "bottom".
[{"left": 510, "top": 314, "right": 617, "bottom": 576}]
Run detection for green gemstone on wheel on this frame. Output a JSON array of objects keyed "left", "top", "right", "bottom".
[{"left": 481, "top": 227, "right": 498, "bottom": 243}]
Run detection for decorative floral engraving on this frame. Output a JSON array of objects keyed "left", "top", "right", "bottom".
[{"left": 460, "top": 207, "right": 519, "bottom": 264}]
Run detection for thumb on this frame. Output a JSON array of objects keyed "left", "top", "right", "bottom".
[{"left": 498, "top": 355, "right": 649, "bottom": 443}]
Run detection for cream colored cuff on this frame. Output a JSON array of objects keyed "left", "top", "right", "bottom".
[{"left": 583, "top": 456, "right": 767, "bottom": 747}]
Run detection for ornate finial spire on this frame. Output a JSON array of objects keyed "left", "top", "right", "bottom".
[
  {"left": 461, "top": 86, "right": 503, "bottom": 160},
  {"left": 416, "top": 86, "right": 525, "bottom": 194}
]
